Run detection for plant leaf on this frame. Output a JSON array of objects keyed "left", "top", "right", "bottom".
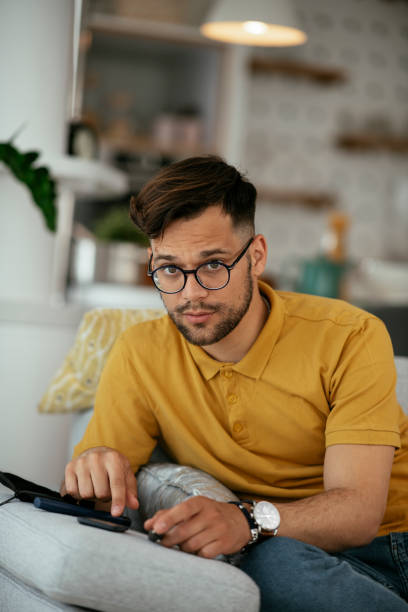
[{"left": 0, "top": 141, "right": 57, "bottom": 232}]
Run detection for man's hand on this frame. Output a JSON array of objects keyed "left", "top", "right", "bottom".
[
  {"left": 60, "top": 447, "right": 139, "bottom": 517},
  {"left": 144, "top": 496, "right": 251, "bottom": 558}
]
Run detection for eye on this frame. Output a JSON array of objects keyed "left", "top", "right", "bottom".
[
  {"left": 205, "top": 261, "right": 223, "bottom": 271},
  {"left": 162, "top": 266, "right": 179, "bottom": 276}
]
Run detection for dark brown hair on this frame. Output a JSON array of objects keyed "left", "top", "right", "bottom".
[{"left": 129, "top": 155, "right": 256, "bottom": 239}]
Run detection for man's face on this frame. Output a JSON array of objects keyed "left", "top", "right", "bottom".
[{"left": 149, "top": 206, "right": 258, "bottom": 348}]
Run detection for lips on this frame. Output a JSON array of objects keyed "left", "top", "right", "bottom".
[{"left": 183, "top": 311, "right": 214, "bottom": 324}]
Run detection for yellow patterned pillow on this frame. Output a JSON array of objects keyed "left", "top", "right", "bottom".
[{"left": 38, "top": 307, "right": 165, "bottom": 414}]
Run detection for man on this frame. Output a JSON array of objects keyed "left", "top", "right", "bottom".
[{"left": 62, "top": 156, "right": 408, "bottom": 611}]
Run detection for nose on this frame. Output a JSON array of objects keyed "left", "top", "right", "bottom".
[{"left": 181, "top": 272, "right": 209, "bottom": 301}]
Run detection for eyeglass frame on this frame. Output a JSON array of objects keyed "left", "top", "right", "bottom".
[{"left": 147, "top": 237, "right": 254, "bottom": 294}]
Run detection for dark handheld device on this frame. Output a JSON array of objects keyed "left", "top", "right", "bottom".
[
  {"left": 33, "top": 496, "right": 131, "bottom": 527},
  {"left": 148, "top": 529, "right": 163, "bottom": 543},
  {"left": 77, "top": 516, "right": 130, "bottom": 532}
]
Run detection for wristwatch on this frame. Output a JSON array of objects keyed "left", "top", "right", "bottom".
[
  {"left": 228, "top": 499, "right": 280, "bottom": 551},
  {"left": 253, "top": 500, "right": 280, "bottom": 536}
]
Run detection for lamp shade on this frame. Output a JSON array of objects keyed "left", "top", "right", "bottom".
[{"left": 200, "top": 0, "right": 307, "bottom": 46}]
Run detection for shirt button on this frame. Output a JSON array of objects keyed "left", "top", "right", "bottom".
[
  {"left": 227, "top": 394, "right": 238, "bottom": 404},
  {"left": 233, "top": 422, "right": 244, "bottom": 433},
  {"left": 224, "top": 370, "right": 233, "bottom": 378}
]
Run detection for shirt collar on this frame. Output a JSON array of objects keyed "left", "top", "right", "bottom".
[{"left": 187, "top": 281, "right": 285, "bottom": 381}]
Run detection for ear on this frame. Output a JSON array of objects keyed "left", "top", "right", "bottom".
[
  {"left": 147, "top": 246, "right": 153, "bottom": 273},
  {"left": 251, "top": 234, "right": 267, "bottom": 277}
]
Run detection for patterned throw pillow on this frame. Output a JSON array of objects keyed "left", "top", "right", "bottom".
[{"left": 38, "top": 307, "right": 165, "bottom": 414}]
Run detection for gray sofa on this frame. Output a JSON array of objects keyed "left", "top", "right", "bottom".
[
  {"left": 0, "top": 496, "right": 259, "bottom": 612},
  {"left": 1, "top": 356, "right": 407, "bottom": 611}
]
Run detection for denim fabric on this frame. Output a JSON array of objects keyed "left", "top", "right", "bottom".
[{"left": 239, "top": 534, "right": 408, "bottom": 611}]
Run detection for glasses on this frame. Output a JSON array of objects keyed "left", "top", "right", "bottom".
[{"left": 148, "top": 237, "right": 254, "bottom": 294}]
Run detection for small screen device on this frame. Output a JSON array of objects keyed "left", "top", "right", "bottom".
[
  {"left": 77, "top": 516, "right": 130, "bottom": 532},
  {"left": 34, "top": 496, "right": 131, "bottom": 527},
  {"left": 148, "top": 529, "right": 163, "bottom": 543}
]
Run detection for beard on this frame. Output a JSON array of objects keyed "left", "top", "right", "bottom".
[{"left": 164, "top": 262, "right": 253, "bottom": 347}]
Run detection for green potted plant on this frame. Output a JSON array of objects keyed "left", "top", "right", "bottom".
[
  {"left": 0, "top": 136, "right": 57, "bottom": 232},
  {"left": 71, "top": 206, "right": 151, "bottom": 287},
  {"left": 93, "top": 206, "right": 149, "bottom": 247}
]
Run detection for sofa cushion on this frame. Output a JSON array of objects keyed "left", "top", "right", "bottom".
[
  {"left": 0, "top": 494, "right": 260, "bottom": 612},
  {"left": 395, "top": 356, "right": 408, "bottom": 414},
  {"left": 0, "top": 565, "right": 79, "bottom": 611},
  {"left": 38, "top": 308, "right": 164, "bottom": 414}
]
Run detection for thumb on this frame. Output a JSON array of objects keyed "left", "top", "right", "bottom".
[{"left": 125, "top": 469, "right": 139, "bottom": 509}]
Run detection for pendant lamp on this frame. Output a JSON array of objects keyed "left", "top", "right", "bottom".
[{"left": 200, "top": 0, "right": 307, "bottom": 47}]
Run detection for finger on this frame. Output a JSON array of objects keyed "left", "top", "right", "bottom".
[
  {"left": 144, "top": 509, "right": 169, "bottom": 531},
  {"left": 90, "top": 464, "right": 111, "bottom": 500},
  {"left": 149, "top": 497, "right": 203, "bottom": 534},
  {"left": 77, "top": 474, "right": 96, "bottom": 499},
  {"left": 197, "top": 539, "right": 223, "bottom": 560},
  {"left": 62, "top": 465, "right": 79, "bottom": 498},
  {"left": 125, "top": 469, "right": 139, "bottom": 509},
  {"left": 161, "top": 513, "right": 208, "bottom": 549},
  {"left": 75, "top": 459, "right": 97, "bottom": 499},
  {"left": 106, "top": 460, "right": 127, "bottom": 516}
]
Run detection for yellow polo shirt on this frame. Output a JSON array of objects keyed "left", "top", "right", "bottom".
[{"left": 74, "top": 281, "right": 408, "bottom": 536}]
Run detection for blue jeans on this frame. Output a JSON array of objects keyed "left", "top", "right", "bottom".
[{"left": 239, "top": 534, "right": 408, "bottom": 611}]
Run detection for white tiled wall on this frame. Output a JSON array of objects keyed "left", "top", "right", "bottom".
[{"left": 244, "top": 0, "right": 408, "bottom": 278}]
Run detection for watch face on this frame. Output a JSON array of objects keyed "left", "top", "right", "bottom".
[{"left": 253, "top": 501, "right": 280, "bottom": 532}]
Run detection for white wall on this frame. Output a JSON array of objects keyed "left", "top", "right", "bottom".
[
  {"left": 0, "top": 0, "right": 74, "bottom": 303},
  {"left": 243, "top": 0, "right": 408, "bottom": 277},
  {"left": 0, "top": 0, "right": 77, "bottom": 489},
  {"left": 0, "top": 315, "right": 78, "bottom": 489}
]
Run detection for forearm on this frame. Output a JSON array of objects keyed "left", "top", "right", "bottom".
[{"left": 273, "top": 487, "right": 383, "bottom": 552}]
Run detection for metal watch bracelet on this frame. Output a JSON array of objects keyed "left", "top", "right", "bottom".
[{"left": 228, "top": 500, "right": 259, "bottom": 551}]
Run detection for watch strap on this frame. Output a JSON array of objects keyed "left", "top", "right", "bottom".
[{"left": 228, "top": 500, "right": 259, "bottom": 551}]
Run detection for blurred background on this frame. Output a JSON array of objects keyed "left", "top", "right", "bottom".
[{"left": 1, "top": 0, "right": 407, "bottom": 486}]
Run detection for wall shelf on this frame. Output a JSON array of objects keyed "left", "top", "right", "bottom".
[
  {"left": 100, "top": 134, "right": 215, "bottom": 160},
  {"left": 249, "top": 58, "right": 347, "bottom": 84},
  {"left": 81, "top": 17, "right": 225, "bottom": 161},
  {"left": 88, "top": 13, "right": 222, "bottom": 47},
  {"left": 336, "top": 132, "right": 408, "bottom": 153},
  {"left": 44, "top": 155, "right": 129, "bottom": 196},
  {"left": 0, "top": 154, "right": 128, "bottom": 197},
  {"left": 257, "top": 187, "right": 336, "bottom": 209}
]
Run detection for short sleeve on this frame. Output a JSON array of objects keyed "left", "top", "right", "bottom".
[
  {"left": 73, "top": 335, "right": 160, "bottom": 473},
  {"left": 325, "top": 316, "right": 401, "bottom": 449}
]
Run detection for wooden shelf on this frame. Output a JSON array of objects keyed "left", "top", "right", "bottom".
[
  {"left": 249, "top": 58, "right": 347, "bottom": 84},
  {"left": 89, "top": 13, "right": 222, "bottom": 48},
  {"left": 257, "top": 187, "right": 336, "bottom": 209},
  {"left": 336, "top": 132, "right": 408, "bottom": 153},
  {"left": 100, "top": 134, "right": 216, "bottom": 159}
]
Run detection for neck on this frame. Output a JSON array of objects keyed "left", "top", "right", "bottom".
[{"left": 202, "top": 287, "right": 269, "bottom": 363}]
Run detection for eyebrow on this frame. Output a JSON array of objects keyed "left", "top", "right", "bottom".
[{"left": 154, "top": 247, "right": 231, "bottom": 265}]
